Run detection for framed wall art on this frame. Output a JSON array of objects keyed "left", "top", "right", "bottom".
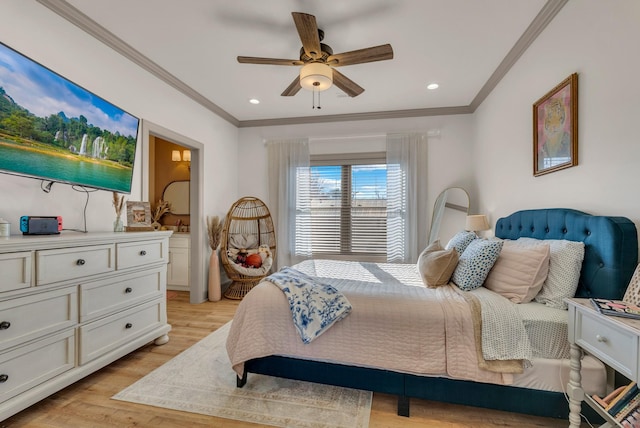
[
  {"left": 125, "top": 201, "right": 154, "bottom": 231},
  {"left": 533, "top": 73, "right": 578, "bottom": 176}
]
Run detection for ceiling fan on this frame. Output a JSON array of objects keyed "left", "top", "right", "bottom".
[{"left": 237, "top": 12, "right": 393, "bottom": 98}]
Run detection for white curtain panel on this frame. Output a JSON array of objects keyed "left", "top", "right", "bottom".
[
  {"left": 386, "top": 133, "right": 428, "bottom": 263},
  {"left": 267, "top": 139, "right": 311, "bottom": 268}
]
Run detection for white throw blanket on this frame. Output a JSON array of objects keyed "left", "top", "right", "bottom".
[
  {"left": 470, "top": 287, "right": 533, "bottom": 365},
  {"left": 265, "top": 267, "right": 352, "bottom": 344}
]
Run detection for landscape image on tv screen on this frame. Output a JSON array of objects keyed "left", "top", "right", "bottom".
[{"left": 0, "top": 42, "right": 140, "bottom": 193}]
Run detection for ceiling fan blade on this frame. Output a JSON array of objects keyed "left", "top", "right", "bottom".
[
  {"left": 292, "top": 12, "right": 322, "bottom": 60},
  {"left": 281, "top": 76, "right": 302, "bottom": 96},
  {"left": 237, "top": 56, "right": 303, "bottom": 66},
  {"left": 327, "top": 44, "right": 393, "bottom": 67},
  {"left": 332, "top": 69, "right": 364, "bottom": 97}
]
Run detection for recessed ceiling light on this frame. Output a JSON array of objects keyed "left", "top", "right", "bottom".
[
  {"left": 427, "top": 83, "right": 439, "bottom": 90},
  {"left": 249, "top": 98, "right": 260, "bottom": 104}
]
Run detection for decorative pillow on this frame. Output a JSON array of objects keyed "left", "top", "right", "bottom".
[
  {"left": 484, "top": 241, "right": 550, "bottom": 303},
  {"left": 452, "top": 239, "right": 504, "bottom": 291},
  {"left": 623, "top": 264, "right": 640, "bottom": 306},
  {"left": 417, "top": 240, "right": 459, "bottom": 288},
  {"left": 445, "top": 231, "right": 477, "bottom": 255},
  {"left": 513, "top": 238, "right": 585, "bottom": 309}
]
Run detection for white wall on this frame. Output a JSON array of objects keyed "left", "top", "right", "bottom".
[
  {"left": 474, "top": 0, "right": 640, "bottom": 235},
  {"left": 0, "top": 1, "right": 238, "bottom": 235},
  {"left": 237, "top": 114, "right": 476, "bottom": 241}
]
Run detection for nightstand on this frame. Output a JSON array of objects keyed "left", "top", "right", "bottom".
[{"left": 566, "top": 298, "right": 640, "bottom": 427}]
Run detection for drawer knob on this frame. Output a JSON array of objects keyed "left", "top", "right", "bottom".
[
  {"left": 0, "top": 374, "right": 8, "bottom": 383},
  {"left": 139, "top": 250, "right": 147, "bottom": 256},
  {"left": 125, "top": 323, "right": 133, "bottom": 329},
  {"left": 76, "top": 259, "right": 86, "bottom": 266},
  {"left": 0, "top": 321, "right": 10, "bottom": 330},
  {"left": 596, "top": 334, "right": 608, "bottom": 343},
  {"left": 125, "top": 287, "right": 133, "bottom": 293}
]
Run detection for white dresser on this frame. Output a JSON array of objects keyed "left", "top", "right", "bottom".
[{"left": 0, "top": 231, "right": 172, "bottom": 421}]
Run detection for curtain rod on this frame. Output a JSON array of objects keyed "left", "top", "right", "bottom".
[
  {"left": 262, "top": 129, "right": 440, "bottom": 144},
  {"left": 310, "top": 129, "right": 440, "bottom": 141}
]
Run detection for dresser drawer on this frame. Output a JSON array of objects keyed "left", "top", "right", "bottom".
[
  {"left": 116, "top": 239, "right": 167, "bottom": 270},
  {"left": 0, "top": 251, "right": 32, "bottom": 293},
  {"left": 0, "top": 286, "right": 77, "bottom": 350},
  {"left": 0, "top": 329, "right": 75, "bottom": 404},
  {"left": 36, "top": 244, "right": 115, "bottom": 285},
  {"left": 78, "top": 299, "right": 166, "bottom": 365},
  {"left": 79, "top": 267, "right": 166, "bottom": 323},
  {"left": 575, "top": 309, "right": 639, "bottom": 379}
]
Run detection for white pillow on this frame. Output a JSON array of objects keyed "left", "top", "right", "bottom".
[
  {"left": 484, "top": 241, "right": 550, "bottom": 303},
  {"left": 512, "top": 238, "right": 585, "bottom": 309},
  {"left": 452, "top": 239, "right": 503, "bottom": 291}
]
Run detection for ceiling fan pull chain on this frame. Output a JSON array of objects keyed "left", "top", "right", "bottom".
[{"left": 311, "top": 82, "right": 321, "bottom": 110}]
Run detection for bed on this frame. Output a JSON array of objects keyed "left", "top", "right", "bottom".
[{"left": 226, "top": 208, "right": 638, "bottom": 419}]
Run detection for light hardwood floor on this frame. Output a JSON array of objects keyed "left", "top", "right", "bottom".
[{"left": 3, "top": 292, "right": 590, "bottom": 427}]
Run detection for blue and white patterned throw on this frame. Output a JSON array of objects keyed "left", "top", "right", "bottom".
[{"left": 266, "top": 267, "right": 352, "bottom": 344}]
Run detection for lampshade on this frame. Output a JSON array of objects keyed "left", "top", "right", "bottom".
[
  {"left": 171, "top": 150, "right": 181, "bottom": 162},
  {"left": 300, "top": 62, "right": 333, "bottom": 91},
  {"left": 465, "top": 215, "right": 490, "bottom": 232},
  {"left": 182, "top": 149, "right": 191, "bottom": 162}
]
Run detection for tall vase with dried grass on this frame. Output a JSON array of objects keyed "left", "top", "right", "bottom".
[
  {"left": 112, "top": 192, "right": 125, "bottom": 232},
  {"left": 207, "top": 215, "right": 224, "bottom": 302}
]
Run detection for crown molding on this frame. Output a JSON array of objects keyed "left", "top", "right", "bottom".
[
  {"left": 469, "top": 0, "right": 569, "bottom": 111},
  {"left": 237, "top": 105, "right": 472, "bottom": 128},
  {"left": 36, "top": 0, "right": 240, "bottom": 127},
  {"left": 36, "top": 0, "right": 566, "bottom": 129}
]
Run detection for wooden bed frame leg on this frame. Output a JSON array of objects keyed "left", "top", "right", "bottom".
[
  {"left": 237, "top": 371, "right": 247, "bottom": 388},
  {"left": 397, "top": 395, "right": 410, "bottom": 417}
]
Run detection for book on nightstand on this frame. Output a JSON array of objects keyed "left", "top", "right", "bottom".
[
  {"left": 615, "top": 393, "right": 640, "bottom": 422},
  {"left": 590, "top": 298, "right": 640, "bottom": 320},
  {"left": 607, "top": 382, "right": 638, "bottom": 417},
  {"left": 621, "top": 407, "right": 640, "bottom": 427}
]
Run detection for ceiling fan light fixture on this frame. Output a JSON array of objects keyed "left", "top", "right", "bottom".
[{"left": 300, "top": 62, "right": 333, "bottom": 91}]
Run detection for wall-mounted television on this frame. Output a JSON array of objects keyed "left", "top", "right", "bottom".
[{"left": 0, "top": 41, "right": 139, "bottom": 194}]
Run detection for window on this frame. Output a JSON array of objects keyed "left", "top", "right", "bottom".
[{"left": 296, "top": 153, "right": 388, "bottom": 261}]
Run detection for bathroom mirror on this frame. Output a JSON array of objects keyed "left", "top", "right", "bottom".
[
  {"left": 428, "top": 187, "right": 469, "bottom": 245},
  {"left": 162, "top": 180, "right": 190, "bottom": 215}
]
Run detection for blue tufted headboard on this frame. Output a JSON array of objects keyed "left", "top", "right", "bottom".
[{"left": 495, "top": 208, "right": 638, "bottom": 300}]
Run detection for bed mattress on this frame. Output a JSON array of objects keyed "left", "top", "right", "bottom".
[{"left": 512, "top": 355, "right": 605, "bottom": 397}]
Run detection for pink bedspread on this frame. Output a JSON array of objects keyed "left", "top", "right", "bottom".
[{"left": 226, "top": 259, "right": 513, "bottom": 385}]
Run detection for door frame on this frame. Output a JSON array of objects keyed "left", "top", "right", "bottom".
[{"left": 140, "top": 119, "right": 206, "bottom": 303}]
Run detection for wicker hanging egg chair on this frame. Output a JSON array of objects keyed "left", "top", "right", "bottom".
[{"left": 220, "top": 197, "right": 276, "bottom": 299}]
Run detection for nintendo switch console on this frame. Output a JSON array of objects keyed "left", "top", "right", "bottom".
[{"left": 20, "top": 216, "right": 63, "bottom": 235}]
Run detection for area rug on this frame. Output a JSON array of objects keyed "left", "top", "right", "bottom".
[{"left": 112, "top": 322, "right": 372, "bottom": 428}]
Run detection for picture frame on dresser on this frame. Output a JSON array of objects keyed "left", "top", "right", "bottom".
[
  {"left": 533, "top": 73, "right": 578, "bottom": 177},
  {"left": 125, "top": 201, "right": 153, "bottom": 231}
]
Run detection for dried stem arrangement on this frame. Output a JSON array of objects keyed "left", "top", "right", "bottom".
[
  {"left": 112, "top": 192, "right": 124, "bottom": 217},
  {"left": 207, "top": 215, "right": 224, "bottom": 250},
  {"left": 152, "top": 200, "right": 171, "bottom": 223}
]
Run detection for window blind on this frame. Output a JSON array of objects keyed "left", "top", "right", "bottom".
[{"left": 298, "top": 152, "right": 388, "bottom": 259}]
